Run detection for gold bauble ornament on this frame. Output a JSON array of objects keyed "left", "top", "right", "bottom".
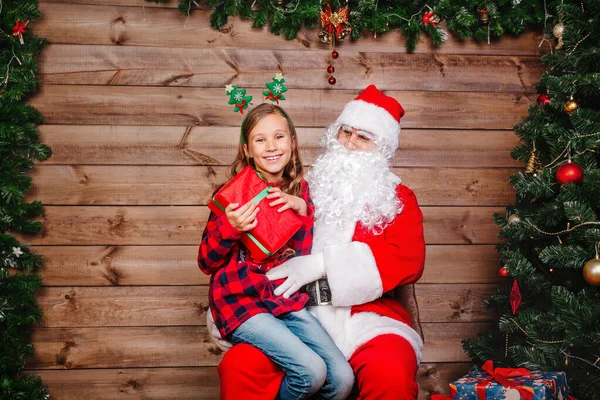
[
  {"left": 553, "top": 22, "right": 565, "bottom": 49},
  {"left": 564, "top": 96, "right": 579, "bottom": 113},
  {"left": 508, "top": 214, "right": 521, "bottom": 224},
  {"left": 583, "top": 256, "right": 600, "bottom": 286}
]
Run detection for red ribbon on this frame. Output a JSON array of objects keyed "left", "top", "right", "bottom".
[
  {"left": 235, "top": 99, "right": 247, "bottom": 114},
  {"left": 422, "top": 11, "right": 438, "bottom": 27},
  {"left": 12, "top": 20, "right": 29, "bottom": 43},
  {"left": 264, "top": 92, "right": 281, "bottom": 104},
  {"left": 320, "top": 2, "right": 349, "bottom": 39},
  {"left": 476, "top": 360, "right": 534, "bottom": 400}
]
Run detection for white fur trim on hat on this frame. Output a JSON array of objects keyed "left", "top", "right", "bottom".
[{"left": 336, "top": 99, "right": 401, "bottom": 152}]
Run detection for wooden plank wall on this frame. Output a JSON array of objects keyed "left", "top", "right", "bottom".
[{"left": 23, "top": 1, "right": 546, "bottom": 398}]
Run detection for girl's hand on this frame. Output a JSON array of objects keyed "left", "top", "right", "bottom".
[
  {"left": 266, "top": 187, "right": 307, "bottom": 216},
  {"left": 225, "top": 201, "right": 259, "bottom": 232}
]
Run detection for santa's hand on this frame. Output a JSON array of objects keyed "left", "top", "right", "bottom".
[
  {"left": 266, "top": 253, "right": 325, "bottom": 298},
  {"left": 206, "top": 307, "right": 233, "bottom": 352}
]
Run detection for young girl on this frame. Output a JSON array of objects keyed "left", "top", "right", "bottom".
[{"left": 198, "top": 103, "right": 354, "bottom": 400}]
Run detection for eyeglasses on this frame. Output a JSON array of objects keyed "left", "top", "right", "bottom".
[{"left": 338, "top": 125, "right": 374, "bottom": 145}]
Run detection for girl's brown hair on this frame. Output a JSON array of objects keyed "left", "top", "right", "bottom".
[{"left": 229, "top": 103, "right": 305, "bottom": 197}]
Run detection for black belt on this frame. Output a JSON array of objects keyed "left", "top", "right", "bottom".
[{"left": 302, "top": 278, "right": 332, "bottom": 306}]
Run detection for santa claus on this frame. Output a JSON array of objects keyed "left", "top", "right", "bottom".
[{"left": 211, "top": 85, "right": 426, "bottom": 399}]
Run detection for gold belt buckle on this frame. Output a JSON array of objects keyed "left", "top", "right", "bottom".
[{"left": 315, "top": 279, "right": 332, "bottom": 306}]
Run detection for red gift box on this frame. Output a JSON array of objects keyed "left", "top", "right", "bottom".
[{"left": 208, "top": 166, "right": 303, "bottom": 260}]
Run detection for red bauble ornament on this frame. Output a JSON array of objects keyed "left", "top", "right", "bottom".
[
  {"left": 327, "top": 65, "right": 335, "bottom": 74},
  {"left": 556, "top": 161, "right": 584, "bottom": 185},
  {"left": 328, "top": 76, "right": 336, "bottom": 85},
  {"left": 498, "top": 267, "right": 509, "bottom": 278},
  {"left": 331, "top": 50, "right": 339, "bottom": 59},
  {"left": 536, "top": 93, "right": 551, "bottom": 108}
]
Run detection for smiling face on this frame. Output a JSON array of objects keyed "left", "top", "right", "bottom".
[{"left": 244, "top": 112, "right": 293, "bottom": 182}]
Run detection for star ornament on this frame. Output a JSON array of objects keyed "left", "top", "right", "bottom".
[
  {"left": 274, "top": 73, "right": 284, "bottom": 81},
  {"left": 225, "top": 84, "right": 235, "bottom": 94}
]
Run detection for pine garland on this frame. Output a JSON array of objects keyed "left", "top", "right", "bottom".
[
  {"left": 462, "top": 1, "right": 600, "bottom": 399},
  {"left": 146, "top": 0, "right": 571, "bottom": 52},
  {"left": 0, "top": 0, "right": 50, "bottom": 398}
]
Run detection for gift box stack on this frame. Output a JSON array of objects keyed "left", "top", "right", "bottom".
[
  {"left": 448, "top": 361, "right": 568, "bottom": 400},
  {"left": 208, "top": 166, "right": 302, "bottom": 260}
]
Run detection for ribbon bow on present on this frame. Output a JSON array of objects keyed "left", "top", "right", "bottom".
[{"left": 477, "top": 360, "right": 535, "bottom": 400}]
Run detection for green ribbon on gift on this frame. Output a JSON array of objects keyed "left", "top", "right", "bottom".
[{"left": 212, "top": 185, "right": 273, "bottom": 256}]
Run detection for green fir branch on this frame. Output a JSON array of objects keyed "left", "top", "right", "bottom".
[{"left": 0, "top": 0, "right": 49, "bottom": 398}]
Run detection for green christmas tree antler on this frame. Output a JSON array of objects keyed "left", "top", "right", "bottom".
[
  {"left": 225, "top": 84, "right": 252, "bottom": 114},
  {"left": 263, "top": 73, "right": 287, "bottom": 104}
]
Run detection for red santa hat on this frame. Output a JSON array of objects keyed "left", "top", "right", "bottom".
[{"left": 335, "top": 85, "right": 404, "bottom": 152}]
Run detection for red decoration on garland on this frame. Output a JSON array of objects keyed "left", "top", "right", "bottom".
[
  {"left": 536, "top": 93, "right": 551, "bottom": 108},
  {"left": 498, "top": 267, "right": 509, "bottom": 278},
  {"left": 422, "top": 10, "right": 440, "bottom": 27},
  {"left": 319, "top": 2, "right": 349, "bottom": 85},
  {"left": 12, "top": 20, "right": 29, "bottom": 45},
  {"left": 510, "top": 279, "right": 521, "bottom": 315},
  {"left": 556, "top": 161, "right": 584, "bottom": 185},
  {"left": 319, "top": 2, "right": 350, "bottom": 42}
]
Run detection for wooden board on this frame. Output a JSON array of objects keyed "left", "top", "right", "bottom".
[
  {"left": 37, "top": 125, "right": 522, "bottom": 168},
  {"left": 16, "top": 206, "right": 501, "bottom": 245},
  {"left": 28, "top": 86, "right": 534, "bottom": 128},
  {"left": 27, "top": 323, "right": 492, "bottom": 369},
  {"left": 35, "top": 284, "right": 499, "bottom": 327},
  {"left": 29, "top": 363, "right": 472, "bottom": 399},
  {"left": 34, "top": 244, "right": 502, "bottom": 287},
  {"left": 38, "top": 44, "right": 545, "bottom": 92},
  {"left": 28, "top": 165, "right": 516, "bottom": 206},
  {"left": 34, "top": 2, "right": 547, "bottom": 55}
]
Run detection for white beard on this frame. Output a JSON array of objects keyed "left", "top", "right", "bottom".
[{"left": 306, "top": 125, "right": 403, "bottom": 235}]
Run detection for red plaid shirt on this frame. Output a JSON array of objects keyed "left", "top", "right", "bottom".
[{"left": 198, "top": 180, "right": 314, "bottom": 338}]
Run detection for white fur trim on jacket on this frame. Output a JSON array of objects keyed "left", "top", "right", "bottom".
[
  {"left": 323, "top": 241, "right": 383, "bottom": 307},
  {"left": 310, "top": 306, "right": 423, "bottom": 364},
  {"left": 336, "top": 99, "right": 401, "bottom": 152}
]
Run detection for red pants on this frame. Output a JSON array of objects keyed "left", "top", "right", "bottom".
[{"left": 219, "top": 334, "right": 418, "bottom": 400}]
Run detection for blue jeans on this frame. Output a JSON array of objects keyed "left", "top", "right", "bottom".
[{"left": 230, "top": 309, "right": 354, "bottom": 400}]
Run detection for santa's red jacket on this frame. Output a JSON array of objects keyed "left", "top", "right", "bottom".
[{"left": 308, "top": 183, "right": 425, "bottom": 362}]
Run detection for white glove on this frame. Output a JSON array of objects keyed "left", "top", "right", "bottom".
[
  {"left": 206, "top": 307, "right": 233, "bottom": 352},
  {"left": 266, "top": 253, "right": 325, "bottom": 298}
]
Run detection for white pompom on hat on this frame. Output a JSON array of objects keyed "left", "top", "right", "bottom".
[{"left": 335, "top": 85, "right": 405, "bottom": 152}]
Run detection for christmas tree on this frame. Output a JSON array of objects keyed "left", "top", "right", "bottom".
[
  {"left": 0, "top": 1, "right": 50, "bottom": 398},
  {"left": 462, "top": 1, "right": 600, "bottom": 399}
]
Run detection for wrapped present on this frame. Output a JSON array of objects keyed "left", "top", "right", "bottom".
[
  {"left": 449, "top": 360, "right": 568, "bottom": 400},
  {"left": 208, "top": 166, "right": 303, "bottom": 260}
]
